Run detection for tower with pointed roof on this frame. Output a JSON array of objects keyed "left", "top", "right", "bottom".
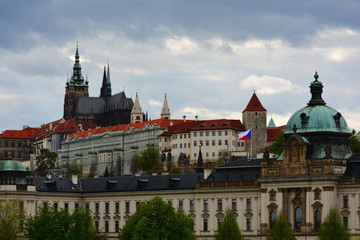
[
  {"left": 63, "top": 45, "right": 89, "bottom": 120},
  {"left": 131, "top": 93, "right": 144, "bottom": 124},
  {"left": 100, "top": 64, "right": 112, "bottom": 99},
  {"left": 242, "top": 92, "right": 267, "bottom": 158},
  {"left": 161, "top": 94, "right": 171, "bottom": 119}
]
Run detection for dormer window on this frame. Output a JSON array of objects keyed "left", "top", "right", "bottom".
[{"left": 334, "top": 112, "right": 342, "bottom": 128}]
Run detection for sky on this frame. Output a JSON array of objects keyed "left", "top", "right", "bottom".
[{"left": 1, "top": 0, "right": 360, "bottom": 132}]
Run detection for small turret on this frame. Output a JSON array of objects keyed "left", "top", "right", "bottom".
[
  {"left": 161, "top": 94, "right": 171, "bottom": 119},
  {"left": 131, "top": 93, "right": 143, "bottom": 124}
]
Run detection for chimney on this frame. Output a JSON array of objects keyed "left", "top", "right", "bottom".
[
  {"left": 195, "top": 116, "right": 198, "bottom": 121},
  {"left": 71, "top": 175, "right": 78, "bottom": 185},
  {"left": 170, "top": 120, "right": 173, "bottom": 126},
  {"left": 183, "top": 115, "right": 186, "bottom": 122}
]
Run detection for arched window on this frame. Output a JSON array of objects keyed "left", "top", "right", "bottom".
[
  {"left": 314, "top": 210, "right": 321, "bottom": 230},
  {"left": 295, "top": 207, "right": 302, "bottom": 229},
  {"left": 270, "top": 211, "right": 277, "bottom": 228}
]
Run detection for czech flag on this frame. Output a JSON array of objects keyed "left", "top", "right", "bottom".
[{"left": 238, "top": 129, "right": 252, "bottom": 140}]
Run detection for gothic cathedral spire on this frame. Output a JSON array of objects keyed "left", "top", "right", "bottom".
[
  {"left": 100, "top": 64, "right": 112, "bottom": 98},
  {"left": 161, "top": 93, "right": 171, "bottom": 119}
]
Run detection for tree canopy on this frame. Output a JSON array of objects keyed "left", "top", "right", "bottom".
[
  {"left": 268, "top": 132, "right": 284, "bottom": 156},
  {"left": 349, "top": 130, "right": 360, "bottom": 152},
  {"left": 118, "top": 196, "right": 196, "bottom": 240},
  {"left": 65, "top": 160, "right": 83, "bottom": 178},
  {"left": 0, "top": 200, "right": 24, "bottom": 240},
  {"left": 136, "top": 145, "right": 161, "bottom": 174},
  {"left": 215, "top": 209, "right": 243, "bottom": 240},
  {"left": 318, "top": 208, "right": 350, "bottom": 240},
  {"left": 266, "top": 213, "right": 295, "bottom": 240},
  {"left": 34, "top": 152, "right": 57, "bottom": 176},
  {"left": 24, "top": 202, "right": 97, "bottom": 240}
]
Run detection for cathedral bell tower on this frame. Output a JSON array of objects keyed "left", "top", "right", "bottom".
[{"left": 63, "top": 45, "right": 89, "bottom": 120}]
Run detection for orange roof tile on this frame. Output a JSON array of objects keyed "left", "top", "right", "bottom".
[
  {"left": 267, "top": 125, "right": 286, "bottom": 141},
  {"left": 0, "top": 127, "right": 39, "bottom": 139},
  {"left": 243, "top": 93, "right": 266, "bottom": 112}
]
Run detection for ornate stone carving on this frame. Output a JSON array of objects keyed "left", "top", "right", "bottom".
[
  {"left": 267, "top": 202, "right": 278, "bottom": 211},
  {"left": 244, "top": 212, "right": 253, "bottom": 218},
  {"left": 201, "top": 212, "right": 210, "bottom": 218},
  {"left": 323, "top": 186, "right": 335, "bottom": 191},
  {"left": 312, "top": 201, "right": 323, "bottom": 210},
  {"left": 341, "top": 209, "right": 350, "bottom": 217},
  {"left": 215, "top": 212, "right": 224, "bottom": 218}
]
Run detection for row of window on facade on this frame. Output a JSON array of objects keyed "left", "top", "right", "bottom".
[
  {"left": 0, "top": 140, "right": 31, "bottom": 148},
  {"left": 171, "top": 140, "right": 244, "bottom": 149},
  {"left": 169, "top": 130, "right": 234, "bottom": 141}
]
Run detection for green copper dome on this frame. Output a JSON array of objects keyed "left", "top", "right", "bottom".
[
  {"left": 0, "top": 160, "right": 26, "bottom": 172},
  {"left": 284, "top": 72, "right": 349, "bottom": 135},
  {"left": 284, "top": 105, "right": 349, "bottom": 134}
]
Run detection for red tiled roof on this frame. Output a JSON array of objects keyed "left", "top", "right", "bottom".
[
  {"left": 160, "top": 119, "right": 245, "bottom": 136},
  {"left": 35, "top": 119, "right": 63, "bottom": 140},
  {"left": 0, "top": 127, "right": 39, "bottom": 139},
  {"left": 69, "top": 119, "right": 187, "bottom": 139},
  {"left": 243, "top": 93, "right": 266, "bottom": 112},
  {"left": 52, "top": 119, "right": 98, "bottom": 134},
  {"left": 267, "top": 125, "right": 286, "bottom": 141}
]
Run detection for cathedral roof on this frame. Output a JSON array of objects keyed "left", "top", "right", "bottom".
[{"left": 242, "top": 92, "right": 267, "bottom": 112}]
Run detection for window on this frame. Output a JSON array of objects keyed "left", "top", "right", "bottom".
[
  {"left": 343, "top": 216, "right": 349, "bottom": 229},
  {"left": 53, "top": 202, "right": 58, "bottom": 211},
  {"left": 193, "top": 141, "right": 197, "bottom": 147},
  {"left": 343, "top": 195, "right": 349, "bottom": 208},
  {"left": 115, "top": 221, "right": 119, "bottom": 233},
  {"left": 95, "top": 221, "right": 99, "bottom": 232},
  {"left": 200, "top": 140, "right": 203, "bottom": 146},
  {"left": 105, "top": 202, "right": 109, "bottom": 214},
  {"left": 232, "top": 199, "right": 237, "bottom": 211},
  {"left": 206, "top": 140, "right": 209, "bottom": 146},
  {"left": 203, "top": 219, "right": 208, "bottom": 231},
  {"left": 206, "top": 152, "right": 209, "bottom": 157},
  {"left": 206, "top": 132, "right": 209, "bottom": 136},
  {"left": 218, "top": 140, "right": 222, "bottom": 146},
  {"left": 193, "top": 132, "right": 197, "bottom": 137},
  {"left": 105, "top": 221, "right": 109, "bottom": 233},
  {"left": 270, "top": 211, "right": 276, "bottom": 228},
  {"left": 314, "top": 210, "right": 321, "bottom": 230},
  {"left": 217, "top": 199, "right": 222, "bottom": 211},
  {"left": 136, "top": 201, "right": 140, "bottom": 210},
  {"left": 212, "top": 152, "right": 215, "bottom": 157},
  {"left": 212, "top": 140, "right": 216, "bottom": 146},
  {"left": 125, "top": 201, "right": 130, "bottom": 213},
  {"left": 179, "top": 200, "right": 183, "bottom": 212},
  {"left": 246, "top": 218, "right": 251, "bottom": 231},
  {"left": 204, "top": 200, "right": 208, "bottom": 211},
  {"left": 218, "top": 131, "right": 222, "bottom": 136},
  {"left": 225, "top": 131, "right": 228, "bottom": 136},
  {"left": 315, "top": 192, "right": 321, "bottom": 200},
  {"left": 246, "top": 199, "right": 251, "bottom": 211},
  {"left": 200, "top": 132, "right": 203, "bottom": 137},
  {"left": 115, "top": 202, "right": 119, "bottom": 213},
  {"left": 212, "top": 131, "right": 216, "bottom": 136},
  {"left": 64, "top": 203, "right": 69, "bottom": 212},
  {"left": 180, "top": 143, "right": 182, "bottom": 148},
  {"left": 95, "top": 202, "right": 99, "bottom": 214},
  {"left": 168, "top": 200, "right": 172, "bottom": 206},
  {"left": 75, "top": 203, "right": 79, "bottom": 209},
  {"left": 190, "top": 200, "right": 195, "bottom": 212},
  {"left": 217, "top": 218, "right": 222, "bottom": 229},
  {"left": 295, "top": 207, "right": 302, "bottom": 229},
  {"left": 270, "top": 193, "right": 276, "bottom": 201},
  {"left": 194, "top": 153, "right": 197, "bottom": 157},
  {"left": 85, "top": 203, "right": 89, "bottom": 210},
  {"left": 225, "top": 140, "right": 228, "bottom": 146}
]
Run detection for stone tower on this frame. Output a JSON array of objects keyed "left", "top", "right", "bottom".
[
  {"left": 63, "top": 45, "right": 89, "bottom": 120},
  {"left": 160, "top": 94, "right": 171, "bottom": 119},
  {"left": 242, "top": 92, "right": 267, "bottom": 158},
  {"left": 131, "top": 93, "right": 143, "bottom": 124}
]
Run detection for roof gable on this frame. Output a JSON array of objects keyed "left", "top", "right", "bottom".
[{"left": 243, "top": 93, "right": 266, "bottom": 112}]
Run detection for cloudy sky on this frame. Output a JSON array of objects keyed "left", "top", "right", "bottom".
[{"left": 1, "top": 0, "right": 360, "bottom": 132}]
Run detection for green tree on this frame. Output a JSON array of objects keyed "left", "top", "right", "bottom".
[
  {"left": 267, "top": 213, "right": 295, "bottom": 240},
  {"left": 169, "top": 162, "right": 181, "bottom": 174},
  {"left": 268, "top": 132, "right": 284, "bottom": 156},
  {"left": 349, "top": 129, "right": 360, "bottom": 152},
  {"left": 0, "top": 200, "right": 24, "bottom": 240},
  {"left": 118, "top": 196, "right": 195, "bottom": 240},
  {"left": 65, "top": 160, "right": 83, "bottom": 178},
  {"left": 318, "top": 208, "right": 350, "bottom": 240},
  {"left": 34, "top": 152, "right": 57, "bottom": 177},
  {"left": 24, "top": 202, "right": 97, "bottom": 240},
  {"left": 136, "top": 145, "right": 161, "bottom": 174},
  {"left": 215, "top": 209, "right": 243, "bottom": 240},
  {"left": 217, "top": 149, "right": 230, "bottom": 165}
]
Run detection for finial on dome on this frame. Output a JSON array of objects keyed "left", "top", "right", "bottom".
[
  {"left": 292, "top": 124, "right": 297, "bottom": 134},
  {"left": 314, "top": 71, "right": 319, "bottom": 81}
]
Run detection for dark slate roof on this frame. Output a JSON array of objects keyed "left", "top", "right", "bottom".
[
  {"left": 106, "top": 92, "right": 133, "bottom": 110},
  {"left": 30, "top": 177, "right": 82, "bottom": 193},
  {"left": 204, "top": 158, "right": 262, "bottom": 182},
  {"left": 29, "top": 174, "right": 203, "bottom": 193},
  {"left": 76, "top": 97, "right": 106, "bottom": 114},
  {"left": 343, "top": 152, "right": 360, "bottom": 176}
]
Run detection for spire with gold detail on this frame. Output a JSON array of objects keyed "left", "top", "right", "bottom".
[
  {"left": 161, "top": 93, "right": 171, "bottom": 119},
  {"left": 131, "top": 93, "right": 143, "bottom": 124}
]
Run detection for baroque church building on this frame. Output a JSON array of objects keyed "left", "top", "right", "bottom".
[{"left": 63, "top": 46, "right": 134, "bottom": 127}]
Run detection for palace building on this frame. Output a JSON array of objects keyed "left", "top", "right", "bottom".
[{"left": 0, "top": 72, "right": 359, "bottom": 240}]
